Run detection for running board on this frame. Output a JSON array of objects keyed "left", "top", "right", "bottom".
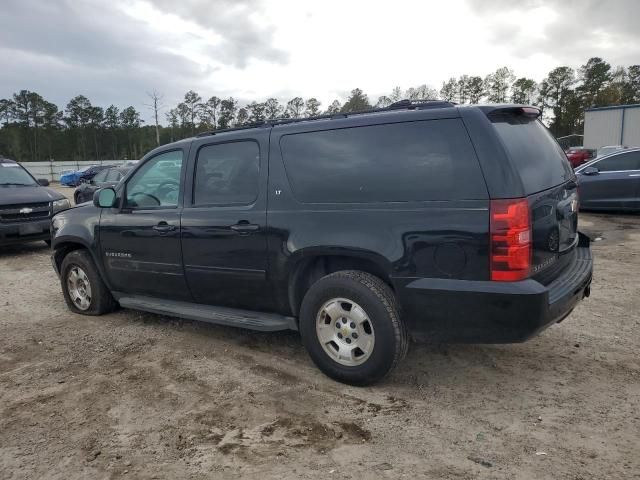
[{"left": 114, "top": 293, "right": 297, "bottom": 332}]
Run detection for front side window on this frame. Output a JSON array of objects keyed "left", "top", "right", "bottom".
[
  {"left": 193, "top": 141, "right": 259, "bottom": 206},
  {"left": 596, "top": 151, "right": 640, "bottom": 172},
  {"left": 92, "top": 170, "right": 109, "bottom": 184},
  {"left": 105, "top": 169, "right": 122, "bottom": 182},
  {"left": 125, "top": 150, "right": 183, "bottom": 208}
]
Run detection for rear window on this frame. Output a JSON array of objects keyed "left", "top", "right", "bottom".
[
  {"left": 280, "top": 119, "right": 487, "bottom": 203},
  {"left": 491, "top": 116, "right": 573, "bottom": 194}
]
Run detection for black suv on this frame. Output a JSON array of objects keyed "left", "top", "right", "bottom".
[
  {"left": 0, "top": 158, "right": 70, "bottom": 246},
  {"left": 51, "top": 102, "right": 593, "bottom": 385}
]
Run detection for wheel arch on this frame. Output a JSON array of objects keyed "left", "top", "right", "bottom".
[
  {"left": 287, "top": 252, "right": 394, "bottom": 317},
  {"left": 53, "top": 239, "right": 112, "bottom": 290}
]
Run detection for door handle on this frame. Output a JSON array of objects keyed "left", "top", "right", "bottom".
[
  {"left": 152, "top": 222, "right": 176, "bottom": 233},
  {"left": 628, "top": 174, "right": 640, "bottom": 177},
  {"left": 230, "top": 222, "right": 259, "bottom": 233}
]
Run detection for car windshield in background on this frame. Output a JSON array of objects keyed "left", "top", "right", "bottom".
[
  {"left": 491, "top": 116, "right": 573, "bottom": 194},
  {"left": 0, "top": 164, "right": 37, "bottom": 186}
]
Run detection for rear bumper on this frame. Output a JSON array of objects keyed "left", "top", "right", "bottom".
[
  {"left": 397, "top": 233, "right": 593, "bottom": 343},
  {"left": 0, "top": 219, "right": 51, "bottom": 246}
]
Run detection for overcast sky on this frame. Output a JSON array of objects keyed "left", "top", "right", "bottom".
[{"left": 2, "top": 0, "right": 638, "bottom": 122}]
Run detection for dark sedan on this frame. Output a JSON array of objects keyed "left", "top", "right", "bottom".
[
  {"left": 74, "top": 166, "right": 131, "bottom": 204},
  {"left": 576, "top": 148, "right": 640, "bottom": 211}
]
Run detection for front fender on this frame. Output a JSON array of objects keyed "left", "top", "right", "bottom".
[{"left": 51, "top": 206, "right": 111, "bottom": 289}]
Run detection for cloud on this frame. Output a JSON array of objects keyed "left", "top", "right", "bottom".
[
  {"left": 467, "top": 0, "right": 640, "bottom": 69},
  {"left": 0, "top": 0, "right": 287, "bottom": 119},
  {"left": 146, "top": 0, "right": 288, "bottom": 67}
]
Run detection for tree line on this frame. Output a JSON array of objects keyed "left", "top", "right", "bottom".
[{"left": 1, "top": 57, "right": 638, "bottom": 163}]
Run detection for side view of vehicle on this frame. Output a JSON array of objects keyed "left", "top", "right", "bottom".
[
  {"left": 74, "top": 166, "right": 132, "bottom": 204},
  {"left": 576, "top": 147, "right": 640, "bottom": 211},
  {"left": 0, "top": 157, "right": 70, "bottom": 246},
  {"left": 50, "top": 101, "right": 593, "bottom": 385}
]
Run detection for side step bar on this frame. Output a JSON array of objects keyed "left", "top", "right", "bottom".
[{"left": 113, "top": 293, "right": 297, "bottom": 332}]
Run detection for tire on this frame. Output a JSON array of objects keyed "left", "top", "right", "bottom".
[
  {"left": 60, "top": 249, "right": 117, "bottom": 315},
  {"left": 74, "top": 193, "right": 80, "bottom": 205},
  {"left": 299, "top": 270, "right": 408, "bottom": 386}
]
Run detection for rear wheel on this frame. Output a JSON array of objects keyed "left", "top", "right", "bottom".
[
  {"left": 299, "top": 270, "right": 408, "bottom": 386},
  {"left": 60, "top": 250, "right": 117, "bottom": 315}
]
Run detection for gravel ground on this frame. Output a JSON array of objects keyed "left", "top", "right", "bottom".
[{"left": 1, "top": 186, "right": 639, "bottom": 479}]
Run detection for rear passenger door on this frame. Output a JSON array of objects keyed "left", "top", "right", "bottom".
[{"left": 181, "top": 133, "right": 271, "bottom": 310}]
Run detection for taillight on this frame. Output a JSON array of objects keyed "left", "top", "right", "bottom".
[{"left": 490, "top": 198, "right": 531, "bottom": 281}]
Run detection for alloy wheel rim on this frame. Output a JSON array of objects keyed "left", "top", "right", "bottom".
[
  {"left": 315, "top": 298, "right": 375, "bottom": 366},
  {"left": 67, "top": 266, "right": 92, "bottom": 311}
]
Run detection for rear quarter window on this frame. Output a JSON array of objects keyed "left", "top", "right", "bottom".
[
  {"left": 279, "top": 119, "right": 487, "bottom": 203},
  {"left": 491, "top": 116, "right": 573, "bottom": 194}
]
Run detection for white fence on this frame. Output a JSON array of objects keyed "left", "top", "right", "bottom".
[{"left": 21, "top": 160, "right": 130, "bottom": 182}]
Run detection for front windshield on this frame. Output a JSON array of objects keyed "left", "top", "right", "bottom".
[{"left": 0, "top": 163, "right": 37, "bottom": 186}]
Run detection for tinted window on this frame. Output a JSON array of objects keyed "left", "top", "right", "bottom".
[
  {"left": 193, "top": 141, "right": 259, "bottom": 206},
  {"left": 105, "top": 169, "right": 122, "bottom": 182},
  {"left": 125, "top": 150, "right": 183, "bottom": 208},
  {"left": 92, "top": 170, "right": 109, "bottom": 183},
  {"left": 280, "top": 119, "right": 487, "bottom": 203},
  {"left": 491, "top": 117, "right": 573, "bottom": 194},
  {"left": 595, "top": 151, "right": 640, "bottom": 172}
]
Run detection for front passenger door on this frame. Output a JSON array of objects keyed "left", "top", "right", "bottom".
[{"left": 99, "top": 149, "right": 191, "bottom": 300}]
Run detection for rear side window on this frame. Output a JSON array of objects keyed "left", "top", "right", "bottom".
[
  {"left": 491, "top": 116, "right": 573, "bottom": 194},
  {"left": 280, "top": 119, "right": 487, "bottom": 203},
  {"left": 595, "top": 151, "right": 640, "bottom": 171},
  {"left": 193, "top": 141, "right": 259, "bottom": 206}
]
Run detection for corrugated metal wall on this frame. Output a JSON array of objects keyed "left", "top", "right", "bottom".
[
  {"left": 583, "top": 105, "right": 640, "bottom": 149},
  {"left": 583, "top": 109, "right": 623, "bottom": 148},
  {"left": 622, "top": 108, "right": 640, "bottom": 147}
]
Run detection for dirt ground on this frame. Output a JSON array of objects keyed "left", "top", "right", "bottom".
[{"left": 1, "top": 185, "right": 639, "bottom": 479}]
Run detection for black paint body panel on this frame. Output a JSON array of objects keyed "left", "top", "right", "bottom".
[{"left": 51, "top": 106, "right": 593, "bottom": 342}]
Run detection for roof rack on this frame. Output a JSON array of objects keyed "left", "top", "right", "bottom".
[{"left": 195, "top": 99, "right": 456, "bottom": 137}]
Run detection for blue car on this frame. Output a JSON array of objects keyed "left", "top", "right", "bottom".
[{"left": 60, "top": 166, "right": 96, "bottom": 186}]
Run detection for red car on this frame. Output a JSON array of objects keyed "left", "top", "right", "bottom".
[{"left": 565, "top": 147, "right": 596, "bottom": 168}]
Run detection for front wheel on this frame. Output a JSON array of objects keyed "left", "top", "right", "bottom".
[
  {"left": 60, "top": 249, "right": 117, "bottom": 315},
  {"left": 299, "top": 270, "right": 408, "bottom": 386}
]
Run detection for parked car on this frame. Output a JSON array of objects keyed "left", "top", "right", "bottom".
[
  {"left": 51, "top": 102, "right": 593, "bottom": 385},
  {"left": 74, "top": 166, "right": 131, "bottom": 204},
  {"left": 565, "top": 146, "right": 596, "bottom": 168},
  {"left": 575, "top": 148, "right": 640, "bottom": 211},
  {"left": 0, "top": 157, "right": 70, "bottom": 246},
  {"left": 78, "top": 164, "right": 115, "bottom": 185},
  {"left": 60, "top": 165, "right": 97, "bottom": 186},
  {"left": 596, "top": 145, "right": 629, "bottom": 158}
]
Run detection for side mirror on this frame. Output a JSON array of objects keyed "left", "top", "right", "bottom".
[
  {"left": 37, "top": 178, "right": 50, "bottom": 186},
  {"left": 93, "top": 188, "right": 116, "bottom": 208},
  {"left": 583, "top": 166, "right": 599, "bottom": 176}
]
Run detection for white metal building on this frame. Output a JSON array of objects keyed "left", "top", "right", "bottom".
[{"left": 583, "top": 104, "right": 640, "bottom": 149}]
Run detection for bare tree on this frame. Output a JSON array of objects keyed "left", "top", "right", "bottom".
[{"left": 144, "top": 90, "right": 164, "bottom": 146}]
